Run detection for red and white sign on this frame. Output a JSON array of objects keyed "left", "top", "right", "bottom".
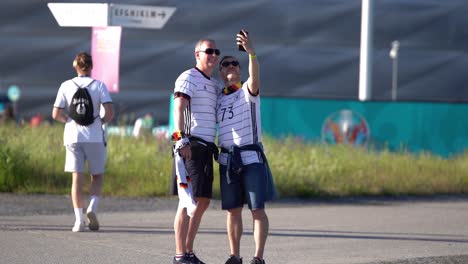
[{"left": 91, "top": 26, "right": 122, "bottom": 93}]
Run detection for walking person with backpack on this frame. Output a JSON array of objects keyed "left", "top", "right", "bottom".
[{"left": 52, "top": 51, "right": 114, "bottom": 232}]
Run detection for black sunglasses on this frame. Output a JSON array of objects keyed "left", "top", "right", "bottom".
[
  {"left": 199, "top": 48, "right": 220, "bottom": 56},
  {"left": 221, "top": 61, "right": 240, "bottom": 67}
]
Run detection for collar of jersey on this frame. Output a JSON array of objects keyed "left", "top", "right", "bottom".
[{"left": 223, "top": 82, "right": 242, "bottom": 95}]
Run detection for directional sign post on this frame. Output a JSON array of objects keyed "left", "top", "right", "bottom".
[
  {"left": 109, "top": 4, "right": 176, "bottom": 29},
  {"left": 47, "top": 3, "right": 176, "bottom": 93},
  {"left": 48, "top": 3, "right": 176, "bottom": 29},
  {"left": 47, "top": 3, "right": 109, "bottom": 27}
]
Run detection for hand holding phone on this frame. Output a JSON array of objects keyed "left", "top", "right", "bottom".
[{"left": 238, "top": 30, "right": 248, "bottom": 52}]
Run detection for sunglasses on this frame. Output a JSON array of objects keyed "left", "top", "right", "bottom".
[
  {"left": 199, "top": 48, "right": 220, "bottom": 56},
  {"left": 221, "top": 61, "right": 240, "bottom": 67}
]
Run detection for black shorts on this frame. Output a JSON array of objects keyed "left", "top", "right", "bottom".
[{"left": 170, "top": 140, "right": 214, "bottom": 198}]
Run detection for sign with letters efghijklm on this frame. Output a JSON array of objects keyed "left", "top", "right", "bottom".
[
  {"left": 109, "top": 4, "right": 176, "bottom": 29},
  {"left": 48, "top": 3, "right": 176, "bottom": 29}
]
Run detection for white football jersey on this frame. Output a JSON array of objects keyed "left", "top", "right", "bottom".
[
  {"left": 53, "top": 76, "right": 112, "bottom": 145},
  {"left": 174, "top": 68, "right": 220, "bottom": 143},
  {"left": 217, "top": 82, "right": 262, "bottom": 165}
]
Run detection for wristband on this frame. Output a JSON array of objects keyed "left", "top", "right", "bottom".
[
  {"left": 249, "top": 53, "right": 257, "bottom": 59},
  {"left": 174, "top": 137, "right": 190, "bottom": 153},
  {"left": 172, "top": 131, "right": 185, "bottom": 141}
]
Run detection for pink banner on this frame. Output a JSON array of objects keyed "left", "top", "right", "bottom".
[{"left": 91, "top": 26, "right": 122, "bottom": 93}]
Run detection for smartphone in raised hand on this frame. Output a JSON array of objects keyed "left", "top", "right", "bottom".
[{"left": 238, "top": 30, "right": 248, "bottom": 52}]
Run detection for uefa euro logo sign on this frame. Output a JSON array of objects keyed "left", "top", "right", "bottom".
[{"left": 321, "top": 109, "right": 370, "bottom": 146}]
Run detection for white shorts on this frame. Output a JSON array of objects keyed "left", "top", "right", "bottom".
[{"left": 65, "top": 143, "right": 107, "bottom": 175}]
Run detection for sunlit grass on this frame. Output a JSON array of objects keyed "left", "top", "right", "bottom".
[
  {"left": 1, "top": 124, "right": 467, "bottom": 198},
  {"left": 268, "top": 138, "right": 468, "bottom": 197}
]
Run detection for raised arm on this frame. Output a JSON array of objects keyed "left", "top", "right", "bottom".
[{"left": 238, "top": 30, "right": 260, "bottom": 95}]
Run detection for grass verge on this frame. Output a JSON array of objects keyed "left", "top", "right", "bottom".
[{"left": 1, "top": 124, "right": 467, "bottom": 198}]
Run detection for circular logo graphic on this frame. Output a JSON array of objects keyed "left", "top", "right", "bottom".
[{"left": 321, "top": 109, "right": 370, "bottom": 146}]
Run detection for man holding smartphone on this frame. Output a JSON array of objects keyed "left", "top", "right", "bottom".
[{"left": 216, "top": 30, "right": 276, "bottom": 264}]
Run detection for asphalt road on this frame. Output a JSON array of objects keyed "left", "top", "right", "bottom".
[{"left": 1, "top": 194, "right": 467, "bottom": 264}]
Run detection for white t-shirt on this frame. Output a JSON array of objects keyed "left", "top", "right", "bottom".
[
  {"left": 174, "top": 68, "right": 220, "bottom": 143},
  {"left": 53, "top": 76, "right": 112, "bottom": 145},
  {"left": 217, "top": 82, "right": 262, "bottom": 165}
]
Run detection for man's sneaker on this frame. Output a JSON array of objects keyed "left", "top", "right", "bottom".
[
  {"left": 249, "top": 257, "right": 265, "bottom": 264},
  {"left": 172, "top": 255, "right": 193, "bottom": 264},
  {"left": 225, "top": 255, "right": 243, "bottom": 264},
  {"left": 187, "top": 252, "right": 205, "bottom": 264},
  {"left": 86, "top": 211, "right": 99, "bottom": 231},
  {"left": 72, "top": 221, "right": 85, "bottom": 232}
]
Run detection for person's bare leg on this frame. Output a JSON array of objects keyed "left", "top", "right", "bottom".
[
  {"left": 186, "top": 197, "right": 210, "bottom": 252},
  {"left": 227, "top": 207, "right": 243, "bottom": 257},
  {"left": 174, "top": 206, "right": 190, "bottom": 255},
  {"left": 251, "top": 208, "right": 268, "bottom": 259},
  {"left": 71, "top": 172, "right": 84, "bottom": 208},
  {"left": 71, "top": 172, "right": 86, "bottom": 231},
  {"left": 86, "top": 174, "right": 103, "bottom": 231},
  {"left": 89, "top": 174, "right": 103, "bottom": 197}
]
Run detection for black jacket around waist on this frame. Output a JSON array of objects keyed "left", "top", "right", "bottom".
[{"left": 189, "top": 136, "right": 219, "bottom": 161}]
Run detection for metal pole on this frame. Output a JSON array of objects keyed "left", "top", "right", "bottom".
[
  {"left": 392, "top": 56, "right": 398, "bottom": 100},
  {"left": 359, "top": 0, "right": 373, "bottom": 101},
  {"left": 389, "top": 40, "right": 400, "bottom": 101}
]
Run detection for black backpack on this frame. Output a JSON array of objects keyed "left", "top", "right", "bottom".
[{"left": 69, "top": 80, "right": 95, "bottom": 126}]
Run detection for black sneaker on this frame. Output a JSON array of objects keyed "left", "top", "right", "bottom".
[
  {"left": 249, "top": 257, "right": 265, "bottom": 264},
  {"left": 173, "top": 255, "right": 193, "bottom": 264},
  {"left": 225, "top": 255, "right": 243, "bottom": 264},
  {"left": 187, "top": 252, "right": 205, "bottom": 264}
]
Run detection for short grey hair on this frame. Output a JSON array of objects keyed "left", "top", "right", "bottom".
[{"left": 194, "top": 38, "right": 216, "bottom": 52}]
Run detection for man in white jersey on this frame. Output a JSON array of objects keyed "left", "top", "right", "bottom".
[
  {"left": 52, "top": 52, "right": 114, "bottom": 232},
  {"left": 170, "top": 39, "right": 221, "bottom": 264},
  {"left": 217, "top": 31, "right": 276, "bottom": 264}
]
